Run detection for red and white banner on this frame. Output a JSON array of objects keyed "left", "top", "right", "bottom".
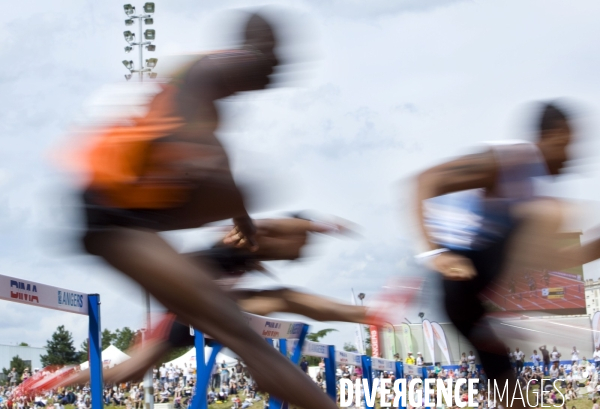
[
  {"left": 422, "top": 319, "right": 435, "bottom": 364},
  {"left": 0, "top": 273, "right": 88, "bottom": 315},
  {"left": 431, "top": 321, "right": 452, "bottom": 364},
  {"left": 370, "top": 325, "right": 380, "bottom": 358}
]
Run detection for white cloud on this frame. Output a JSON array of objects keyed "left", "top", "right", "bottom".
[{"left": 2, "top": 0, "right": 600, "bottom": 354}]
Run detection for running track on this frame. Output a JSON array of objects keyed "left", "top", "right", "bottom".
[{"left": 481, "top": 271, "right": 585, "bottom": 312}]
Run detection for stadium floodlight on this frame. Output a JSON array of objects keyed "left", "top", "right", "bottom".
[
  {"left": 121, "top": 4, "right": 157, "bottom": 84},
  {"left": 123, "top": 31, "right": 135, "bottom": 42},
  {"left": 123, "top": 4, "right": 135, "bottom": 15}
]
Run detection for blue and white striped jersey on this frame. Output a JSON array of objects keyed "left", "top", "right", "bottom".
[{"left": 424, "top": 141, "right": 548, "bottom": 251}]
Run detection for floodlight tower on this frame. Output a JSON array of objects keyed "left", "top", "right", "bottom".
[{"left": 122, "top": 3, "right": 157, "bottom": 81}]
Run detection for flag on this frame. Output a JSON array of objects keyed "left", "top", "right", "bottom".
[
  {"left": 422, "top": 319, "right": 435, "bottom": 364},
  {"left": 431, "top": 321, "right": 452, "bottom": 364}
]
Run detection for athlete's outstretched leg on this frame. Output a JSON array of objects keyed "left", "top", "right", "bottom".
[
  {"left": 58, "top": 339, "right": 171, "bottom": 388},
  {"left": 84, "top": 228, "right": 339, "bottom": 409},
  {"left": 235, "top": 288, "right": 370, "bottom": 324}
]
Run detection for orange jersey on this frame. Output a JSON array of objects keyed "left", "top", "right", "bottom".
[
  {"left": 67, "top": 49, "right": 269, "bottom": 210},
  {"left": 83, "top": 81, "right": 191, "bottom": 209},
  {"left": 76, "top": 52, "right": 213, "bottom": 209}
]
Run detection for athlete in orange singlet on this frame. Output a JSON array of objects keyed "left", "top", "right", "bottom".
[{"left": 76, "top": 13, "right": 340, "bottom": 409}]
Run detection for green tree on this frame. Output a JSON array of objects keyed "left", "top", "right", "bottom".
[
  {"left": 343, "top": 342, "right": 358, "bottom": 352},
  {"left": 18, "top": 342, "right": 29, "bottom": 347},
  {"left": 40, "top": 326, "right": 78, "bottom": 366},
  {"left": 305, "top": 329, "right": 337, "bottom": 366},
  {"left": 306, "top": 329, "right": 337, "bottom": 343},
  {"left": 114, "top": 327, "right": 136, "bottom": 352},
  {"left": 2, "top": 355, "right": 27, "bottom": 385},
  {"left": 101, "top": 329, "right": 116, "bottom": 350},
  {"left": 78, "top": 339, "right": 89, "bottom": 363},
  {"left": 78, "top": 327, "right": 140, "bottom": 363},
  {"left": 158, "top": 346, "right": 193, "bottom": 366}
]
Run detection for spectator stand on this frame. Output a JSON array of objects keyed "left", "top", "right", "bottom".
[
  {"left": 0, "top": 273, "right": 103, "bottom": 409},
  {"left": 190, "top": 313, "right": 309, "bottom": 409}
]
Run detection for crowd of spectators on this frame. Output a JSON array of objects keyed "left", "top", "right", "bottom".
[
  {"left": 321, "top": 345, "right": 600, "bottom": 409},
  {"left": 4, "top": 344, "right": 600, "bottom": 409},
  {"left": 0, "top": 358, "right": 268, "bottom": 409}
]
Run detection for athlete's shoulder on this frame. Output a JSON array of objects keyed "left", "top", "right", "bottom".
[
  {"left": 187, "top": 49, "right": 262, "bottom": 74},
  {"left": 206, "top": 48, "right": 262, "bottom": 63},
  {"left": 183, "top": 48, "right": 269, "bottom": 93}
]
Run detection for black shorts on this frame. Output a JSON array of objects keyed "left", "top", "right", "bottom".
[
  {"left": 82, "top": 189, "right": 180, "bottom": 232},
  {"left": 441, "top": 229, "right": 516, "bottom": 380},
  {"left": 167, "top": 321, "right": 196, "bottom": 348}
]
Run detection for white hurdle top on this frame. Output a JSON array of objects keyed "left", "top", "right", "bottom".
[
  {"left": 371, "top": 357, "right": 396, "bottom": 372},
  {"left": 0, "top": 273, "right": 89, "bottom": 315},
  {"left": 244, "top": 313, "right": 306, "bottom": 339},
  {"left": 289, "top": 340, "right": 365, "bottom": 367},
  {"left": 288, "top": 339, "right": 329, "bottom": 358},
  {"left": 335, "top": 350, "right": 362, "bottom": 367}
]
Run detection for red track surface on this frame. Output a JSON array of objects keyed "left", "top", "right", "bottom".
[{"left": 481, "top": 271, "right": 585, "bottom": 312}]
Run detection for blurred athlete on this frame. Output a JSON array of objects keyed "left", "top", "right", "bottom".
[
  {"left": 73, "top": 12, "right": 339, "bottom": 409},
  {"left": 31, "top": 216, "right": 414, "bottom": 389},
  {"left": 415, "top": 102, "right": 576, "bottom": 408}
]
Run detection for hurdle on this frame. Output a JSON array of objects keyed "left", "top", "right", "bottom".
[
  {"left": 0, "top": 274, "right": 103, "bottom": 409},
  {"left": 189, "top": 312, "right": 411, "bottom": 409},
  {"left": 189, "top": 313, "right": 309, "bottom": 409},
  {"left": 287, "top": 338, "right": 337, "bottom": 401}
]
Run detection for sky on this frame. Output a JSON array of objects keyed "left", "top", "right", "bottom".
[{"left": 3, "top": 0, "right": 600, "bottom": 353}]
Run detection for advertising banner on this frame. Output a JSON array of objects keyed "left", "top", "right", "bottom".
[{"left": 0, "top": 273, "right": 88, "bottom": 315}]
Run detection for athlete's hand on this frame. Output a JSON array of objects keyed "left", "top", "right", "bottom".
[
  {"left": 221, "top": 217, "right": 356, "bottom": 260},
  {"left": 224, "top": 217, "right": 258, "bottom": 252},
  {"left": 254, "top": 217, "right": 356, "bottom": 238},
  {"left": 432, "top": 252, "right": 476, "bottom": 280}
]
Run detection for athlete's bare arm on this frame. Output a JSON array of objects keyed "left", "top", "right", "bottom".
[
  {"left": 161, "top": 52, "right": 276, "bottom": 248},
  {"left": 415, "top": 150, "right": 497, "bottom": 280},
  {"left": 222, "top": 217, "right": 352, "bottom": 259}
]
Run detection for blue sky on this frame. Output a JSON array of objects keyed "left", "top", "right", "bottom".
[{"left": 2, "top": 0, "right": 600, "bottom": 351}]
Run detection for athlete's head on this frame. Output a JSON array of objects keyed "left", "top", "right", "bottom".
[
  {"left": 243, "top": 12, "right": 279, "bottom": 71},
  {"left": 536, "top": 102, "right": 573, "bottom": 175}
]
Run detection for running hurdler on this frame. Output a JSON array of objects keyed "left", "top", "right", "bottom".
[
  {"left": 36, "top": 216, "right": 414, "bottom": 388},
  {"left": 70, "top": 13, "right": 339, "bottom": 409},
  {"left": 414, "top": 102, "right": 574, "bottom": 408}
]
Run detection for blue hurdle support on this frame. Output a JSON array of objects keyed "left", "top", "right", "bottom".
[
  {"left": 269, "top": 323, "right": 309, "bottom": 409},
  {"left": 88, "top": 294, "right": 103, "bottom": 409},
  {"left": 361, "top": 355, "right": 374, "bottom": 409},
  {"left": 325, "top": 345, "right": 337, "bottom": 401}
]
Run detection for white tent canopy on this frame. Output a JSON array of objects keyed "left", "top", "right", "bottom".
[
  {"left": 80, "top": 345, "right": 130, "bottom": 370},
  {"left": 164, "top": 347, "right": 237, "bottom": 369}
]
